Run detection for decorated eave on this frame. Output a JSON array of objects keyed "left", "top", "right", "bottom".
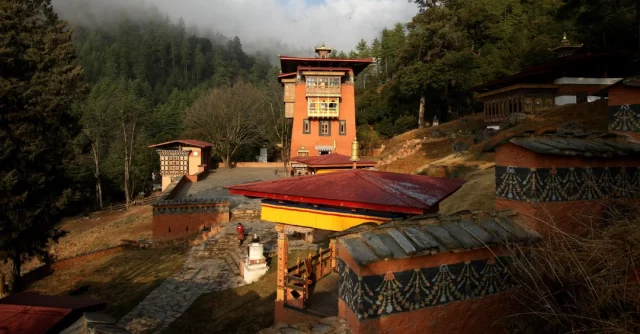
[
  {"left": 484, "top": 129, "right": 640, "bottom": 158},
  {"left": 226, "top": 169, "right": 466, "bottom": 215},
  {"left": 279, "top": 56, "right": 373, "bottom": 77},
  {"left": 290, "top": 153, "right": 376, "bottom": 168},
  {"left": 148, "top": 139, "right": 213, "bottom": 149}
]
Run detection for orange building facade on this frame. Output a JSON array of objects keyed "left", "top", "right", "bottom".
[{"left": 278, "top": 45, "right": 373, "bottom": 158}]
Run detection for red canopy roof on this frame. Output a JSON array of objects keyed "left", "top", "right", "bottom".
[
  {"left": 0, "top": 304, "right": 72, "bottom": 334},
  {"left": 148, "top": 139, "right": 213, "bottom": 148},
  {"left": 226, "top": 170, "right": 465, "bottom": 214},
  {"left": 291, "top": 153, "right": 376, "bottom": 167}
]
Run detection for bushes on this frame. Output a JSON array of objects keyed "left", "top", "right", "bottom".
[{"left": 506, "top": 204, "right": 640, "bottom": 333}]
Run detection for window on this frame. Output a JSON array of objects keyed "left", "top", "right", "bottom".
[
  {"left": 339, "top": 120, "right": 346, "bottom": 135},
  {"left": 303, "top": 119, "right": 311, "bottom": 134},
  {"left": 329, "top": 77, "right": 340, "bottom": 87},
  {"left": 319, "top": 120, "right": 331, "bottom": 136},
  {"left": 308, "top": 97, "right": 339, "bottom": 115},
  {"left": 306, "top": 76, "right": 341, "bottom": 90}
]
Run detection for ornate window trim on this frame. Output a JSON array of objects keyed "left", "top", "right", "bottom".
[
  {"left": 339, "top": 120, "right": 347, "bottom": 135},
  {"left": 303, "top": 119, "right": 311, "bottom": 134},
  {"left": 319, "top": 120, "right": 331, "bottom": 136}
]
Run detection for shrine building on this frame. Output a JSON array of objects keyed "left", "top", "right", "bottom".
[
  {"left": 278, "top": 43, "right": 373, "bottom": 158},
  {"left": 148, "top": 139, "right": 213, "bottom": 191},
  {"left": 289, "top": 139, "right": 376, "bottom": 176},
  {"left": 472, "top": 33, "right": 640, "bottom": 129}
]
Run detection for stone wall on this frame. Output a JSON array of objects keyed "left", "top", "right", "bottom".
[
  {"left": 152, "top": 201, "right": 229, "bottom": 241},
  {"left": 494, "top": 143, "right": 640, "bottom": 234},
  {"left": 218, "top": 162, "right": 285, "bottom": 168},
  {"left": 337, "top": 247, "right": 520, "bottom": 334}
]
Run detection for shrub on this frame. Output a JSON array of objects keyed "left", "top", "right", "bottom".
[
  {"left": 394, "top": 115, "right": 417, "bottom": 135},
  {"left": 506, "top": 204, "right": 640, "bottom": 333}
]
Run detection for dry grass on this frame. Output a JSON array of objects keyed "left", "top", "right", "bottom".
[
  {"left": 505, "top": 202, "right": 640, "bottom": 333},
  {"left": 51, "top": 206, "right": 153, "bottom": 260},
  {"left": 26, "top": 241, "right": 188, "bottom": 319},
  {"left": 165, "top": 250, "right": 311, "bottom": 334},
  {"left": 439, "top": 167, "right": 496, "bottom": 215}
]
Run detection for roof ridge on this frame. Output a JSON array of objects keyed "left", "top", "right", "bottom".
[
  {"left": 356, "top": 170, "right": 421, "bottom": 208},
  {"left": 225, "top": 169, "right": 347, "bottom": 189}
]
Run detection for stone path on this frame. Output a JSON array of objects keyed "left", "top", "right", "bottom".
[{"left": 118, "top": 220, "right": 318, "bottom": 334}]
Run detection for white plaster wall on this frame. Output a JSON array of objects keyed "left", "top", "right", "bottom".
[
  {"left": 553, "top": 77, "right": 623, "bottom": 85},
  {"left": 555, "top": 95, "right": 577, "bottom": 106}
]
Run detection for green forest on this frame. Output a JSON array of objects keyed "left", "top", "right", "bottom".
[{"left": 2, "top": 0, "right": 640, "bottom": 282}]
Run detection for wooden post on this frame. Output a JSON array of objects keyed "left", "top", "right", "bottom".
[
  {"left": 275, "top": 224, "right": 288, "bottom": 304},
  {"left": 330, "top": 238, "right": 337, "bottom": 271},
  {"left": 0, "top": 274, "right": 5, "bottom": 295},
  {"left": 318, "top": 248, "right": 323, "bottom": 276}
]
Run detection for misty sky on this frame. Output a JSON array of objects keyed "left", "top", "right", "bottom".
[
  {"left": 53, "top": 0, "right": 419, "bottom": 55},
  {"left": 145, "top": 0, "right": 418, "bottom": 53}
]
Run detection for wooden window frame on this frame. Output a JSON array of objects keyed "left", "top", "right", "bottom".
[
  {"left": 319, "top": 120, "right": 331, "bottom": 136},
  {"left": 303, "top": 119, "right": 311, "bottom": 134},
  {"left": 339, "top": 120, "right": 346, "bottom": 135}
]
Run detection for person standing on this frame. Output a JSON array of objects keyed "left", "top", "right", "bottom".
[{"left": 236, "top": 223, "right": 245, "bottom": 246}]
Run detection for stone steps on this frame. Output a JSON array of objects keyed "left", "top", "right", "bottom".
[{"left": 223, "top": 251, "right": 242, "bottom": 277}]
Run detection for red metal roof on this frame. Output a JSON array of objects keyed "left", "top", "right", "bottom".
[
  {"left": 0, "top": 304, "right": 72, "bottom": 334},
  {"left": 291, "top": 153, "right": 376, "bottom": 167},
  {"left": 226, "top": 170, "right": 466, "bottom": 214},
  {"left": 148, "top": 139, "right": 213, "bottom": 149},
  {"left": 0, "top": 292, "right": 105, "bottom": 312}
]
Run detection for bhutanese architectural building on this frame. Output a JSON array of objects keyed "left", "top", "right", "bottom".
[
  {"left": 278, "top": 43, "right": 373, "bottom": 158},
  {"left": 472, "top": 33, "right": 640, "bottom": 129}
]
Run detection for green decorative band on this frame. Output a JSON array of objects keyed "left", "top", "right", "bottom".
[
  {"left": 153, "top": 204, "right": 229, "bottom": 216},
  {"left": 609, "top": 104, "right": 640, "bottom": 132},
  {"left": 496, "top": 166, "right": 640, "bottom": 202},
  {"left": 338, "top": 257, "right": 512, "bottom": 320}
]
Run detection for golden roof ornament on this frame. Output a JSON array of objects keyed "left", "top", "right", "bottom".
[
  {"left": 333, "top": 139, "right": 337, "bottom": 150},
  {"left": 350, "top": 137, "right": 360, "bottom": 163},
  {"left": 561, "top": 32, "right": 569, "bottom": 45}
]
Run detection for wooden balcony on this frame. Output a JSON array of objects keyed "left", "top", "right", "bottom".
[
  {"left": 306, "top": 86, "right": 341, "bottom": 97},
  {"left": 308, "top": 107, "right": 339, "bottom": 118}
]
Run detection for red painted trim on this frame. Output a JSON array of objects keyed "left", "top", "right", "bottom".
[
  {"left": 228, "top": 189, "right": 424, "bottom": 215},
  {"left": 297, "top": 67, "right": 354, "bottom": 72},
  {"left": 310, "top": 163, "right": 377, "bottom": 168},
  {"left": 279, "top": 56, "right": 374, "bottom": 63},
  {"left": 277, "top": 72, "right": 297, "bottom": 78}
]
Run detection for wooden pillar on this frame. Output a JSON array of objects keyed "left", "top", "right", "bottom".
[
  {"left": 275, "top": 224, "right": 288, "bottom": 303},
  {"left": 0, "top": 274, "right": 4, "bottom": 295},
  {"left": 330, "top": 238, "right": 337, "bottom": 271}
]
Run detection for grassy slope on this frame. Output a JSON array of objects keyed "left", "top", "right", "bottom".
[{"left": 26, "top": 241, "right": 188, "bottom": 319}]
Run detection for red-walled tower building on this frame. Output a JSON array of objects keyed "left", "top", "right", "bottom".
[{"left": 278, "top": 44, "right": 373, "bottom": 158}]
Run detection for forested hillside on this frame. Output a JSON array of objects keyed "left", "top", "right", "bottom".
[
  {"left": 65, "top": 8, "right": 280, "bottom": 210},
  {"left": 328, "top": 0, "right": 640, "bottom": 148}
]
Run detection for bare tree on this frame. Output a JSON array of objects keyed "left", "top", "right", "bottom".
[
  {"left": 184, "top": 81, "right": 263, "bottom": 168},
  {"left": 260, "top": 81, "right": 292, "bottom": 175}
]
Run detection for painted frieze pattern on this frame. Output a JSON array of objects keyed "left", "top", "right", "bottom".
[
  {"left": 609, "top": 104, "right": 640, "bottom": 132},
  {"left": 338, "top": 258, "right": 511, "bottom": 320},
  {"left": 495, "top": 166, "right": 640, "bottom": 202},
  {"left": 153, "top": 204, "right": 229, "bottom": 216}
]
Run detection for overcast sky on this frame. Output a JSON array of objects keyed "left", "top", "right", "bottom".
[{"left": 53, "top": 0, "right": 419, "bottom": 55}]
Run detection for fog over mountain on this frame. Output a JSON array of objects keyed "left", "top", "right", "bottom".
[{"left": 52, "top": 0, "right": 418, "bottom": 61}]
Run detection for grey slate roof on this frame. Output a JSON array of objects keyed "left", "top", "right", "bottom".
[
  {"left": 337, "top": 210, "right": 540, "bottom": 266},
  {"left": 485, "top": 131, "right": 640, "bottom": 158},
  {"left": 153, "top": 176, "right": 228, "bottom": 206}
]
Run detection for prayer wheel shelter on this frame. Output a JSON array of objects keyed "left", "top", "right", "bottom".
[
  {"left": 485, "top": 129, "right": 640, "bottom": 234},
  {"left": 599, "top": 76, "right": 640, "bottom": 141},
  {"left": 335, "top": 210, "right": 540, "bottom": 334},
  {"left": 148, "top": 139, "right": 214, "bottom": 191},
  {"left": 226, "top": 169, "right": 466, "bottom": 231},
  {"left": 289, "top": 153, "right": 376, "bottom": 176},
  {"left": 226, "top": 170, "right": 465, "bottom": 324}
]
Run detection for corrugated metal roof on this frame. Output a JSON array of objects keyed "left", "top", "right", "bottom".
[
  {"left": 0, "top": 292, "right": 105, "bottom": 311},
  {"left": 291, "top": 153, "right": 376, "bottom": 167},
  {"left": 226, "top": 170, "right": 465, "bottom": 214},
  {"left": 148, "top": 139, "right": 213, "bottom": 148},
  {"left": 337, "top": 210, "right": 540, "bottom": 266},
  {"left": 0, "top": 304, "right": 72, "bottom": 334},
  {"left": 279, "top": 56, "right": 373, "bottom": 76},
  {"left": 485, "top": 131, "right": 640, "bottom": 158}
]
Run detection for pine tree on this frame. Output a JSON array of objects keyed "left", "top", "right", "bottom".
[{"left": 0, "top": 0, "right": 86, "bottom": 288}]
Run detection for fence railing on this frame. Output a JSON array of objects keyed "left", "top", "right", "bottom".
[{"left": 283, "top": 247, "right": 333, "bottom": 310}]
